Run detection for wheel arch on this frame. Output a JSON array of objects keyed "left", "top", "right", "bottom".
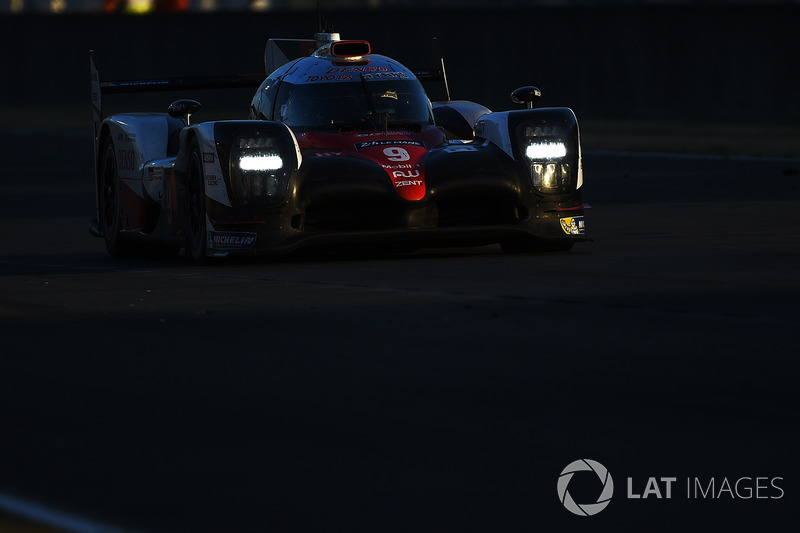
[{"left": 94, "top": 122, "right": 115, "bottom": 230}]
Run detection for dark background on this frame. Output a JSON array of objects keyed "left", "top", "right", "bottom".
[
  {"left": 1, "top": 4, "right": 799, "bottom": 533},
  {"left": 1, "top": 4, "right": 799, "bottom": 124}
]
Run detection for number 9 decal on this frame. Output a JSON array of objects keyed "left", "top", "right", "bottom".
[{"left": 383, "top": 147, "right": 410, "bottom": 161}]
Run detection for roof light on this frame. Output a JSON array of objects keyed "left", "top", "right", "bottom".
[{"left": 330, "top": 40, "right": 371, "bottom": 58}]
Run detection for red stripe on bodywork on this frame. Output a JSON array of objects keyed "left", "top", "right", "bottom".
[{"left": 299, "top": 128, "right": 444, "bottom": 201}]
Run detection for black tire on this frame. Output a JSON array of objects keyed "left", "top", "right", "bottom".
[
  {"left": 186, "top": 139, "right": 208, "bottom": 263},
  {"left": 99, "top": 135, "right": 137, "bottom": 258}
]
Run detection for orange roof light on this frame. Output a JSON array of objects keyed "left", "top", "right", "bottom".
[{"left": 330, "top": 41, "right": 371, "bottom": 58}]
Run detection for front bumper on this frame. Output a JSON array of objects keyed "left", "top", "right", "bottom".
[
  {"left": 205, "top": 144, "right": 589, "bottom": 256},
  {"left": 205, "top": 204, "right": 590, "bottom": 256}
]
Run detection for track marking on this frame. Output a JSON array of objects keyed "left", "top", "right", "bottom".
[{"left": 0, "top": 492, "right": 144, "bottom": 533}]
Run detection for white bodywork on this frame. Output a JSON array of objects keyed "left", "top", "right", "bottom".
[
  {"left": 103, "top": 114, "right": 175, "bottom": 203},
  {"left": 184, "top": 122, "right": 232, "bottom": 208}
]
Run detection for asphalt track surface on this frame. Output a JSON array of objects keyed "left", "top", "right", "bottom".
[{"left": 1, "top": 126, "right": 799, "bottom": 533}]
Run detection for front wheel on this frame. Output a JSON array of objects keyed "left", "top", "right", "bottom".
[
  {"left": 99, "top": 136, "right": 137, "bottom": 258},
  {"left": 186, "top": 139, "right": 208, "bottom": 262}
]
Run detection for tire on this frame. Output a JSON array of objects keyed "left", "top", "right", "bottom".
[
  {"left": 99, "top": 136, "right": 181, "bottom": 260},
  {"left": 99, "top": 135, "right": 137, "bottom": 258},
  {"left": 186, "top": 139, "right": 208, "bottom": 263}
]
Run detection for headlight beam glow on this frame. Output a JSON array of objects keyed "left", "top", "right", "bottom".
[
  {"left": 526, "top": 142, "right": 567, "bottom": 160},
  {"left": 239, "top": 154, "right": 283, "bottom": 171}
]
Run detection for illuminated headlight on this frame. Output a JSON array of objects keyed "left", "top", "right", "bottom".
[
  {"left": 531, "top": 162, "right": 570, "bottom": 189},
  {"left": 239, "top": 154, "right": 283, "bottom": 171},
  {"left": 526, "top": 142, "right": 567, "bottom": 160},
  {"left": 230, "top": 136, "right": 289, "bottom": 205},
  {"left": 522, "top": 125, "right": 571, "bottom": 191}
]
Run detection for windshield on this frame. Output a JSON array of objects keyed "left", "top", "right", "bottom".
[{"left": 274, "top": 78, "right": 434, "bottom": 131}]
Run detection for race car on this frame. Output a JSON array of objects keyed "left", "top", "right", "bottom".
[{"left": 89, "top": 32, "right": 589, "bottom": 261}]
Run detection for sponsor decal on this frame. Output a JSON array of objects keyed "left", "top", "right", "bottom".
[
  {"left": 361, "top": 72, "right": 408, "bottom": 80},
  {"left": 306, "top": 75, "right": 353, "bottom": 82},
  {"left": 118, "top": 149, "right": 136, "bottom": 171},
  {"left": 208, "top": 231, "right": 257, "bottom": 250},
  {"left": 356, "top": 131, "right": 415, "bottom": 137},
  {"left": 392, "top": 170, "right": 420, "bottom": 179},
  {"left": 304, "top": 70, "right": 406, "bottom": 81},
  {"left": 354, "top": 139, "right": 428, "bottom": 201},
  {"left": 206, "top": 174, "right": 219, "bottom": 187},
  {"left": 355, "top": 139, "right": 425, "bottom": 150},
  {"left": 560, "top": 215, "right": 585, "bottom": 235},
  {"left": 203, "top": 152, "right": 215, "bottom": 163},
  {"left": 147, "top": 167, "right": 163, "bottom": 182},
  {"left": 106, "top": 80, "right": 170, "bottom": 89},
  {"left": 326, "top": 66, "right": 387, "bottom": 74},
  {"left": 395, "top": 180, "right": 423, "bottom": 188}
]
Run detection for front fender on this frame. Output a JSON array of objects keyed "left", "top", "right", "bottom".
[
  {"left": 102, "top": 114, "right": 183, "bottom": 197},
  {"left": 176, "top": 120, "right": 302, "bottom": 209},
  {"left": 175, "top": 122, "right": 231, "bottom": 207},
  {"left": 476, "top": 108, "right": 582, "bottom": 192}
]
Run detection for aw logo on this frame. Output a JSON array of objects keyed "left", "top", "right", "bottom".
[{"left": 557, "top": 459, "right": 614, "bottom": 516}]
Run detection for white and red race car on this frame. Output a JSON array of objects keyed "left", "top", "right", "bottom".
[{"left": 90, "top": 32, "right": 588, "bottom": 261}]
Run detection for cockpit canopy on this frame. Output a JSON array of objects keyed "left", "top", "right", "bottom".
[
  {"left": 250, "top": 53, "right": 435, "bottom": 131},
  {"left": 276, "top": 78, "right": 434, "bottom": 131}
]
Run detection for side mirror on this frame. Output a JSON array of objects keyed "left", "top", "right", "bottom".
[
  {"left": 168, "top": 99, "right": 202, "bottom": 125},
  {"left": 511, "top": 86, "right": 542, "bottom": 109}
]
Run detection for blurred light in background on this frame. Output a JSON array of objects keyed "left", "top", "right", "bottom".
[{"left": 2, "top": 0, "right": 799, "bottom": 15}]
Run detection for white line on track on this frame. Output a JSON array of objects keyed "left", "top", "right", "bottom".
[{"left": 0, "top": 492, "right": 144, "bottom": 533}]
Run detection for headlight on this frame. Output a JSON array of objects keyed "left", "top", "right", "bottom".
[
  {"left": 239, "top": 154, "right": 283, "bottom": 172},
  {"left": 526, "top": 141, "right": 567, "bottom": 160},
  {"left": 230, "top": 135, "right": 290, "bottom": 205},
  {"left": 521, "top": 124, "right": 573, "bottom": 193}
]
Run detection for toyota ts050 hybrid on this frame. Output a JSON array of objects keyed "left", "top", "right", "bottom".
[{"left": 89, "top": 32, "right": 589, "bottom": 261}]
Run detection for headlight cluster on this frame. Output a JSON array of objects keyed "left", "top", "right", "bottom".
[
  {"left": 230, "top": 136, "right": 289, "bottom": 205},
  {"left": 522, "top": 125, "right": 572, "bottom": 192}
]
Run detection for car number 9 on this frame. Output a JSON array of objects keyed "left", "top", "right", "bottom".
[{"left": 383, "top": 147, "right": 410, "bottom": 161}]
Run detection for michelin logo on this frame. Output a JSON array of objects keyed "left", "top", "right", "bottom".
[
  {"left": 208, "top": 231, "right": 257, "bottom": 250},
  {"left": 560, "top": 216, "right": 585, "bottom": 235}
]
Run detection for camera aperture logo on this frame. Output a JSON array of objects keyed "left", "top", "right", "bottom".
[{"left": 557, "top": 459, "right": 614, "bottom": 516}]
